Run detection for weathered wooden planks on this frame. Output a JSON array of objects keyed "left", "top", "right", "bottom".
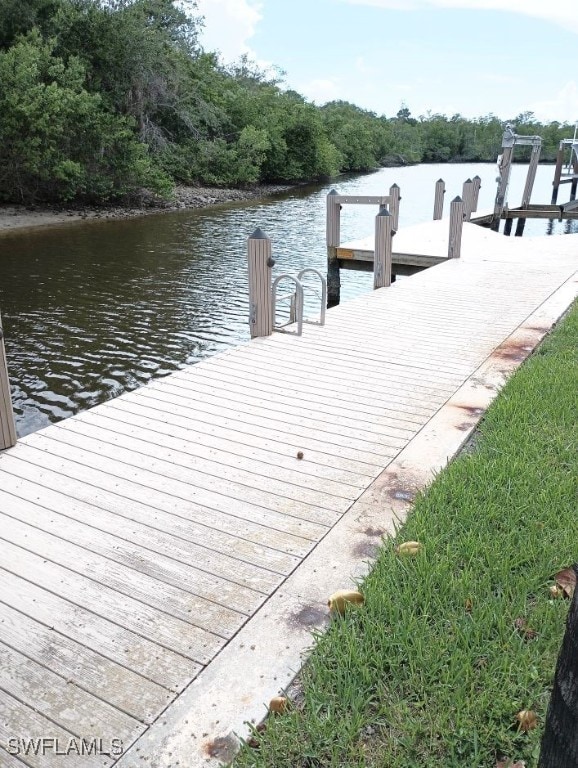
[{"left": 0, "top": 221, "right": 576, "bottom": 767}]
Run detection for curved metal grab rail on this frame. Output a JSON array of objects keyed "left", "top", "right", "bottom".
[
  {"left": 271, "top": 274, "right": 304, "bottom": 336},
  {"left": 297, "top": 268, "right": 327, "bottom": 326}
]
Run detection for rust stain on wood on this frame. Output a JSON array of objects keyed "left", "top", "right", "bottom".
[{"left": 491, "top": 340, "right": 534, "bottom": 363}]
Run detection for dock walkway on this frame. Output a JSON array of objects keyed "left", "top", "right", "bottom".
[{"left": 0, "top": 222, "right": 576, "bottom": 767}]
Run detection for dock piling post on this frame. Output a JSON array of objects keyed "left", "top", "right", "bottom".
[
  {"left": 462, "top": 178, "right": 474, "bottom": 221},
  {"left": 551, "top": 145, "right": 564, "bottom": 204},
  {"left": 0, "top": 314, "right": 17, "bottom": 451},
  {"left": 471, "top": 175, "right": 481, "bottom": 212},
  {"left": 570, "top": 153, "right": 578, "bottom": 202},
  {"left": 374, "top": 208, "right": 393, "bottom": 289},
  {"left": 515, "top": 140, "right": 541, "bottom": 236},
  {"left": 491, "top": 126, "right": 515, "bottom": 231},
  {"left": 326, "top": 190, "right": 341, "bottom": 307},
  {"left": 389, "top": 183, "right": 400, "bottom": 230},
  {"left": 448, "top": 196, "right": 465, "bottom": 259},
  {"left": 247, "top": 228, "right": 274, "bottom": 339},
  {"left": 433, "top": 179, "right": 445, "bottom": 220}
]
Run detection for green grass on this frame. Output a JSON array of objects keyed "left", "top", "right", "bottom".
[{"left": 234, "top": 301, "right": 578, "bottom": 768}]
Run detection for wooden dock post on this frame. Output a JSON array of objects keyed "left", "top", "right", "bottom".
[
  {"left": 570, "top": 152, "right": 578, "bottom": 202},
  {"left": 471, "top": 175, "right": 481, "bottom": 212},
  {"left": 491, "top": 126, "right": 515, "bottom": 231},
  {"left": 247, "top": 228, "right": 274, "bottom": 338},
  {"left": 374, "top": 208, "right": 393, "bottom": 289},
  {"left": 0, "top": 314, "right": 17, "bottom": 451},
  {"left": 462, "top": 178, "right": 474, "bottom": 221},
  {"left": 448, "top": 196, "right": 465, "bottom": 259},
  {"left": 389, "top": 183, "right": 400, "bottom": 230},
  {"left": 433, "top": 178, "right": 445, "bottom": 220},
  {"left": 551, "top": 145, "right": 564, "bottom": 204},
  {"left": 326, "top": 190, "right": 341, "bottom": 307},
  {"left": 515, "top": 139, "right": 541, "bottom": 236}
]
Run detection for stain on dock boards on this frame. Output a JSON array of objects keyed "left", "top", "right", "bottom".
[{"left": 0, "top": 220, "right": 576, "bottom": 767}]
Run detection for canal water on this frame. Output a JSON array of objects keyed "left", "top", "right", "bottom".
[{"left": 0, "top": 162, "right": 575, "bottom": 437}]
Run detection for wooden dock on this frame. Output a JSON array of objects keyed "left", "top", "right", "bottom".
[{"left": 0, "top": 222, "right": 576, "bottom": 767}]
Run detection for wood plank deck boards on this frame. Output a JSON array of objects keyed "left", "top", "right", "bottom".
[{"left": 0, "top": 220, "right": 576, "bottom": 765}]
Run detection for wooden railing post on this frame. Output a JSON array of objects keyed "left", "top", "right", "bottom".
[
  {"left": 374, "top": 208, "right": 393, "bottom": 289},
  {"left": 515, "top": 140, "right": 541, "bottom": 236},
  {"left": 471, "top": 175, "right": 481, "bottom": 212},
  {"left": 433, "top": 178, "right": 445, "bottom": 220},
  {"left": 551, "top": 145, "right": 565, "bottom": 204},
  {"left": 326, "top": 189, "right": 341, "bottom": 307},
  {"left": 389, "top": 183, "right": 400, "bottom": 230},
  {"left": 462, "top": 178, "right": 474, "bottom": 221},
  {"left": 492, "top": 126, "right": 515, "bottom": 231},
  {"left": 570, "top": 152, "right": 578, "bottom": 202},
  {"left": 247, "top": 228, "right": 273, "bottom": 339},
  {"left": 448, "top": 196, "right": 465, "bottom": 259},
  {"left": 0, "top": 313, "right": 17, "bottom": 450}
]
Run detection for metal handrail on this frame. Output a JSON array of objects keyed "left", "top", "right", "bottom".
[
  {"left": 297, "top": 268, "right": 327, "bottom": 326},
  {"left": 271, "top": 274, "right": 304, "bottom": 336}
]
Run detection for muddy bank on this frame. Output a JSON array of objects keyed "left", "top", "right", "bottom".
[{"left": 0, "top": 183, "right": 293, "bottom": 236}]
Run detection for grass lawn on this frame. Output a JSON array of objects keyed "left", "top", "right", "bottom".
[{"left": 234, "top": 300, "right": 578, "bottom": 768}]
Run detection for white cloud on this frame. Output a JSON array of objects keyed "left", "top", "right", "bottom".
[
  {"left": 299, "top": 78, "right": 342, "bottom": 104},
  {"left": 341, "top": 0, "right": 578, "bottom": 32},
  {"left": 530, "top": 82, "right": 578, "bottom": 124},
  {"left": 193, "top": 0, "right": 263, "bottom": 61}
]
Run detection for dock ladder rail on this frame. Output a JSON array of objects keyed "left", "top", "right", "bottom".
[{"left": 271, "top": 268, "right": 327, "bottom": 336}]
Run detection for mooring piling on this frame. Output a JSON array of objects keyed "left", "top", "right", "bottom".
[
  {"left": 247, "top": 228, "right": 274, "bottom": 338},
  {"left": 389, "top": 183, "right": 400, "bottom": 230},
  {"left": 462, "top": 178, "right": 474, "bottom": 221},
  {"left": 374, "top": 208, "right": 394, "bottom": 289},
  {"left": 471, "top": 175, "right": 481, "bottom": 212},
  {"left": 433, "top": 178, "right": 445, "bottom": 220},
  {"left": 448, "top": 196, "right": 465, "bottom": 259},
  {"left": 326, "top": 189, "right": 341, "bottom": 307},
  {"left": 0, "top": 313, "right": 17, "bottom": 450}
]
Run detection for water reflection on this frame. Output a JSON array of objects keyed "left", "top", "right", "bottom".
[{"left": 0, "top": 163, "right": 574, "bottom": 436}]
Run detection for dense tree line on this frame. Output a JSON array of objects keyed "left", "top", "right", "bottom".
[{"left": 0, "top": 0, "right": 574, "bottom": 204}]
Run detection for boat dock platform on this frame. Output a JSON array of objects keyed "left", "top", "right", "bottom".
[{"left": 0, "top": 221, "right": 576, "bottom": 767}]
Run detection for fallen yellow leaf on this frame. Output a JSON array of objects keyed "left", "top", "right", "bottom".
[
  {"left": 328, "top": 589, "right": 365, "bottom": 615},
  {"left": 269, "top": 696, "right": 288, "bottom": 714},
  {"left": 516, "top": 709, "right": 538, "bottom": 732},
  {"left": 396, "top": 541, "right": 423, "bottom": 556},
  {"left": 554, "top": 567, "right": 576, "bottom": 599}
]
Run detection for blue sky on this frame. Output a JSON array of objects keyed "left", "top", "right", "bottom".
[{"left": 191, "top": 0, "right": 578, "bottom": 124}]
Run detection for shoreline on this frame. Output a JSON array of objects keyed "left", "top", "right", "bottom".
[{"left": 0, "top": 183, "right": 294, "bottom": 236}]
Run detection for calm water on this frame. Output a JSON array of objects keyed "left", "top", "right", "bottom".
[{"left": 0, "top": 163, "right": 575, "bottom": 437}]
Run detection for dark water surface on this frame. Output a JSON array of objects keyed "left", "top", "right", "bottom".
[{"left": 0, "top": 163, "right": 575, "bottom": 436}]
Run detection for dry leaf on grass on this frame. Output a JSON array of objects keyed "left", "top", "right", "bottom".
[
  {"left": 496, "top": 759, "right": 526, "bottom": 768},
  {"left": 513, "top": 617, "right": 538, "bottom": 640},
  {"left": 328, "top": 589, "right": 365, "bottom": 615},
  {"left": 554, "top": 567, "right": 576, "bottom": 599},
  {"left": 515, "top": 709, "right": 538, "bottom": 732},
  {"left": 269, "top": 696, "right": 288, "bottom": 714},
  {"left": 396, "top": 541, "right": 423, "bottom": 556}
]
